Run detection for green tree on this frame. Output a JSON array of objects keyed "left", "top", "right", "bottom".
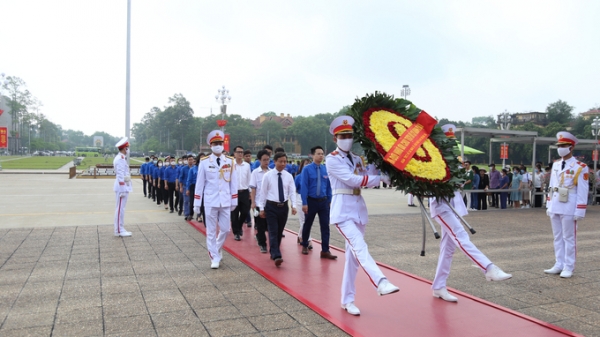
[
  {"left": 546, "top": 100, "right": 574, "bottom": 124},
  {"left": 287, "top": 116, "right": 329, "bottom": 154},
  {"left": 2, "top": 76, "right": 33, "bottom": 153}
]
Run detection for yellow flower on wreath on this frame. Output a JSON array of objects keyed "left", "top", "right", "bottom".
[{"left": 369, "top": 110, "right": 448, "bottom": 181}]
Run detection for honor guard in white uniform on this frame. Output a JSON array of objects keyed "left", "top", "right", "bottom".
[
  {"left": 429, "top": 191, "right": 512, "bottom": 302},
  {"left": 113, "top": 137, "right": 132, "bottom": 237},
  {"left": 545, "top": 132, "right": 589, "bottom": 278},
  {"left": 326, "top": 116, "right": 399, "bottom": 316},
  {"left": 194, "top": 130, "right": 238, "bottom": 269}
]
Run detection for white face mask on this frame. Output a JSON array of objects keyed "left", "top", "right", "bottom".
[
  {"left": 183, "top": 160, "right": 188, "bottom": 165},
  {"left": 211, "top": 145, "right": 224, "bottom": 154},
  {"left": 337, "top": 138, "right": 353, "bottom": 152},
  {"left": 178, "top": 161, "right": 182, "bottom": 165},
  {"left": 170, "top": 161, "right": 176, "bottom": 166},
  {"left": 125, "top": 148, "right": 130, "bottom": 155},
  {"left": 557, "top": 147, "right": 571, "bottom": 158},
  {"left": 158, "top": 163, "right": 163, "bottom": 167}
]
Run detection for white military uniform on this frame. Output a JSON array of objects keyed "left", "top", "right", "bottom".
[
  {"left": 194, "top": 153, "right": 238, "bottom": 264},
  {"left": 547, "top": 156, "right": 588, "bottom": 273},
  {"left": 327, "top": 147, "right": 386, "bottom": 305},
  {"left": 430, "top": 191, "right": 492, "bottom": 290},
  {"left": 113, "top": 139, "right": 132, "bottom": 236}
]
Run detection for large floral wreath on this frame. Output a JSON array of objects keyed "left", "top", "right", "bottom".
[{"left": 349, "top": 92, "right": 464, "bottom": 199}]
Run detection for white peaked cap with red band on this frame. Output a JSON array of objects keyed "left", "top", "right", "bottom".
[
  {"left": 116, "top": 137, "right": 129, "bottom": 149},
  {"left": 329, "top": 115, "right": 355, "bottom": 135},
  {"left": 207, "top": 130, "right": 224, "bottom": 145},
  {"left": 556, "top": 131, "right": 578, "bottom": 146},
  {"left": 441, "top": 124, "right": 457, "bottom": 139}
]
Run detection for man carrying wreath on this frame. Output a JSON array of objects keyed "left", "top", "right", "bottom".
[{"left": 326, "top": 116, "right": 400, "bottom": 316}]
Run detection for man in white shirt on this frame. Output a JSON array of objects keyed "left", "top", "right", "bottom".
[
  {"left": 113, "top": 137, "right": 132, "bottom": 237},
  {"left": 326, "top": 116, "right": 399, "bottom": 316},
  {"left": 231, "top": 145, "right": 251, "bottom": 241},
  {"left": 250, "top": 150, "right": 271, "bottom": 254},
  {"left": 193, "top": 130, "right": 238, "bottom": 269},
  {"left": 257, "top": 152, "right": 297, "bottom": 267}
]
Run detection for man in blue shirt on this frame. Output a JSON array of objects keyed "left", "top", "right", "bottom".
[
  {"left": 300, "top": 146, "right": 336, "bottom": 259},
  {"left": 141, "top": 157, "right": 150, "bottom": 197},
  {"left": 164, "top": 158, "right": 179, "bottom": 213},
  {"left": 178, "top": 155, "right": 190, "bottom": 217},
  {"left": 251, "top": 145, "right": 274, "bottom": 171}
]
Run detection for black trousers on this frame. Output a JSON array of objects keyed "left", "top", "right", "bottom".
[
  {"left": 254, "top": 207, "right": 267, "bottom": 247},
  {"left": 265, "top": 202, "right": 288, "bottom": 260},
  {"left": 174, "top": 188, "right": 180, "bottom": 211},
  {"left": 178, "top": 186, "right": 184, "bottom": 212},
  {"left": 302, "top": 197, "right": 331, "bottom": 252},
  {"left": 534, "top": 187, "right": 543, "bottom": 208},
  {"left": 142, "top": 176, "right": 148, "bottom": 196},
  {"left": 231, "top": 190, "right": 250, "bottom": 235},
  {"left": 189, "top": 184, "right": 196, "bottom": 218},
  {"left": 166, "top": 182, "right": 176, "bottom": 210},
  {"left": 491, "top": 189, "right": 499, "bottom": 207},
  {"left": 478, "top": 192, "right": 488, "bottom": 210},
  {"left": 154, "top": 179, "right": 161, "bottom": 204},
  {"left": 147, "top": 176, "right": 153, "bottom": 197}
]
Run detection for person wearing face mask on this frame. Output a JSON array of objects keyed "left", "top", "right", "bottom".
[
  {"left": 520, "top": 166, "right": 532, "bottom": 208},
  {"left": 176, "top": 157, "right": 185, "bottom": 213},
  {"left": 164, "top": 157, "right": 179, "bottom": 213},
  {"left": 499, "top": 169, "right": 510, "bottom": 209},
  {"left": 150, "top": 158, "right": 159, "bottom": 203},
  {"left": 141, "top": 156, "right": 150, "bottom": 198},
  {"left": 177, "top": 155, "right": 189, "bottom": 217},
  {"left": 325, "top": 116, "right": 399, "bottom": 316},
  {"left": 159, "top": 157, "right": 169, "bottom": 210},
  {"left": 113, "top": 137, "right": 132, "bottom": 237},
  {"left": 533, "top": 164, "right": 544, "bottom": 208},
  {"left": 186, "top": 155, "right": 200, "bottom": 221},
  {"left": 155, "top": 159, "right": 164, "bottom": 206},
  {"left": 545, "top": 132, "right": 589, "bottom": 278},
  {"left": 194, "top": 131, "right": 238, "bottom": 269},
  {"left": 510, "top": 167, "right": 522, "bottom": 209}
]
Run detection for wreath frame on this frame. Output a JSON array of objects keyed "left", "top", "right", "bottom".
[{"left": 349, "top": 91, "right": 465, "bottom": 199}]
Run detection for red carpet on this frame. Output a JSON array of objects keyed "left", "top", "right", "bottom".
[{"left": 187, "top": 220, "right": 581, "bottom": 337}]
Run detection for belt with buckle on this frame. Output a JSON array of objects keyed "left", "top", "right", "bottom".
[
  {"left": 333, "top": 188, "right": 362, "bottom": 196},
  {"left": 308, "top": 196, "right": 328, "bottom": 202},
  {"left": 267, "top": 200, "right": 287, "bottom": 207}
]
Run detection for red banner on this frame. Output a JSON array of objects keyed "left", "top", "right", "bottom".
[
  {"left": 500, "top": 144, "right": 509, "bottom": 160},
  {"left": 384, "top": 111, "right": 437, "bottom": 171},
  {"left": 0, "top": 109, "right": 4, "bottom": 117},
  {"left": 0, "top": 127, "right": 7, "bottom": 149},
  {"left": 593, "top": 150, "right": 598, "bottom": 161},
  {"left": 224, "top": 134, "right": 230, "bottom": 153}
]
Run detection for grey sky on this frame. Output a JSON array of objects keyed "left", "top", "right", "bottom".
[{"left": 1, "top": 0, "right": 598, "bottom": 137}]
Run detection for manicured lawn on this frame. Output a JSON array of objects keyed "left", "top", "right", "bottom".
[
  {"left": 0, "top": 156, "right": 73, "bottom": 169},
  {"left": 78, "top": 156, "right": 145, "bottom": 168}
]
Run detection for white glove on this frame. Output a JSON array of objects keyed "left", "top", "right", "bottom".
[
  {"left": 574, "top": 216, "right": 583, "bottom": 221},
  {"left": 546, "top": 209, "right": 551, "bottom": 216},
  {"left": 193, "top": 206, "right": 200, "bottom": 214},
  {"left": 380, "top": 173, "right": 391, "bottom": 186},
  {"left": 119, "top": 192, "right": 126, "bottom": 198}
]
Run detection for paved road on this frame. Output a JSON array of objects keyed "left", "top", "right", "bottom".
[{"left": 1, "top": 175, "right": 599, "bottom": 336}]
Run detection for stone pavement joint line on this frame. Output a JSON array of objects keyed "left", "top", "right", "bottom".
[
  {"left": 0, "top": 205, "right": 599, "bottom": 336},
  {"left": 0, "top": 223, "right": 347, "bottom": 337}
]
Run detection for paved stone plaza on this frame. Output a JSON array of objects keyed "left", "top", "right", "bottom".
[{"left": 0, "top": 174, "right": 599, "bottom": 336}]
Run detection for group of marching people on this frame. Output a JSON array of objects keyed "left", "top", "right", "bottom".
[
  {"left": 112, "top": 117, "right": 588, "bottom": 317},
  {"left": 139, "top": 153, "right": 204, "bottom": 222}
]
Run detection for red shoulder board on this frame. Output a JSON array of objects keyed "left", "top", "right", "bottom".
[
  {"left": 330, "top": 151, "right": 339, "bottom": 156},
  {"left": 577, "top": 161, "right": 587, "bottom": 167},
  {"left": 121, "top": 155, "right": 124, "bottom": 159}
]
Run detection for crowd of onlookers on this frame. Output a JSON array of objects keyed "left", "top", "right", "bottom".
[{"left": 459, "top": 161, "right": 600, "bottom": 210}]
